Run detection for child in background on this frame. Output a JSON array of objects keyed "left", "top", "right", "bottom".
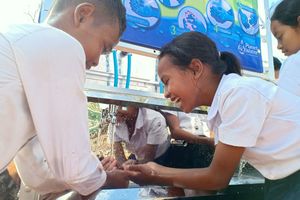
[
  {"left": 273, "top": 57, "right": 282, "bottom": 79},
  {"left": 125, "top": 31, "right": 300, "bottom": 200},
  {"left": 113, "top": 106, "right": 170, "bottom": 166},
  {"left": 271, "top": 0, "right": 300, "bottom": 95},
  {"left": 114, "top": 106, "right": 214, "bottom": 170},
  {"left": 114, "top": 106, "right": 215, "bottom": 196},
  {"left": 158, "top": 110, "right": 214, "bottom": 169}
]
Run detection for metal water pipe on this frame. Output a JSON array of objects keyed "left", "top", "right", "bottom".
[
  {"left": 125, "top": 53, "right": 132, "bottom": 89},
  {"left": 112, "top": 50, "right": 119, "bottom": 87}
]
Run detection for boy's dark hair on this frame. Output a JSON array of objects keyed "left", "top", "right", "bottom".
[
  {"left": 49, "top": 0, "right": 126, "bottom": 36},
  {"left": 273, "top": 57, "right": 282, "bottom": 71},
  {"left": 159, "top": 31, "right": 242, "bottom": 76},
  {"left": 271, "top": 0, "right": 300, "bottom": 27}
]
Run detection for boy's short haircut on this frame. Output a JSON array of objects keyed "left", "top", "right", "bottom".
[{"left": 49, "top": 0, "right": 126, "bottom": 36}]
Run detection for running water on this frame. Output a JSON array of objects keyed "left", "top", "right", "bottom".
[
  {"left": 107, "top": 104, "right": 118, "bottom": 156},
  {"left": 238, "top": 160, "right": 247, "bottom": 177}
]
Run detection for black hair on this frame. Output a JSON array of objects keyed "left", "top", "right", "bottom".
[
  {"left": 273, "top": 57, "right": 282, "bottom": 71},
  {"left": 220, "top": 51, "right": 242, "bottom": 75},
  {"left": 50, "top": 0, "right": 126, "bottom": 35},
  {"left": 159, "top": 31, "right": 242, "bottom": 76},
  {"left": 119, "top": 51, "right": 129, "bottom": 58},
  {"left": 271, "top": 0, "right": 300, "bottom": 27}
]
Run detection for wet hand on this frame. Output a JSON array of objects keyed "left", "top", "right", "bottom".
[
  {"left": 101, "top": 156, "right": 118, "bottom": 171},
  {"left": 124, "top": 162, "right": 160, "bottom": 186},
  {"left": 121, "top": 159, "right": 138, "bottom": 169}
]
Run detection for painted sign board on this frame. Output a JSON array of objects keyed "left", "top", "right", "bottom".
[
  {"left": 39, "top": 0, "right": 263, "bottom": 72},
  {"left": 122, "top": 0, "right": 263, "bottom": 72}
]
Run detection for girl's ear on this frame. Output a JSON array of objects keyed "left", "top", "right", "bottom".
[{"left": 189, "top": 58, "right": 204, "bottom": 80}]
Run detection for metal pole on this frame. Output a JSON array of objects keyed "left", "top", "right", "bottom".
[
  {"left": 125, "top": 54, "right": 132, "bottom": 89},
  {"left": 112, "top": 50, "right": 119, "bottom": 87},
  {"left": 263, "top": 0, "right": 275, "bottom": 80}
]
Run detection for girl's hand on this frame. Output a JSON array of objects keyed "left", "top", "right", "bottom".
[
  {"left": 124, "top": 162, "right": 161, "bottom": 185},
  {"left": 121, "top": 159, "right": 138, "bottom": 169}
]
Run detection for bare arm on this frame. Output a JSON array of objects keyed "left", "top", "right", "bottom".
[
  {"left": 81, "top": 169, "right": 130, "bottom": 199},
  {"left": 126, "top": 142, "right": 245, "bottom": 190},
  {"left": 165, "top": 113, "right": 214, "bottom": 145},
  {"left": 138, "top": 144, "right": 158, "bottom": 164},
  {"left": 113, "top": 142, "right": 127, "bottom": 166}
]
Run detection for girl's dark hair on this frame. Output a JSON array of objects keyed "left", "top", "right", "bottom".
[
  {"left": 159, "top": 31, "right": 242, "bottom": 76},
  {"left": 271, "top": 0, "right": 300, "bottom": 27},
  {"left": 220, "top": 51, "right": 242, "bottom": 75}
]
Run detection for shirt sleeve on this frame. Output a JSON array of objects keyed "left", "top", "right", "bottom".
[
  {"left": 146, "top": 117, "right": 168, "bottom": 145},
  {"left": 277, "top": 52, "right": 300, "bottom": 96},
  {"left": 217, "top": 87, "right": 269, "bottom": 147},
  {"left": 13, "top": 27, "right": 106, "bottom": 195},
  {"left": 113, "top": 124, "right": 123, "bottom": 142},
  {"left": 161, "top": 110, "right": 177, "bottom": 116}
]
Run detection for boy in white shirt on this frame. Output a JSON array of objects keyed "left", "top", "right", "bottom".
[{"left": 0, "top": 0, "right": 129, "bottom": 197}]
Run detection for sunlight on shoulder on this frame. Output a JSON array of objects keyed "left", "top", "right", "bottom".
[{"left": 0, "top": 0, "right": 41, "bottom": 29}]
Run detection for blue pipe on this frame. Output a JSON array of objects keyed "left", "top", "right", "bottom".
[
  {"left": 125, "top": 53, "right": 132, "bottom": 89},
  {"left": 159, "top": 81, "right": 164, "bottom": 94},
  {"left": 112, "top": 50, "right": 119, "bottom": 87}
]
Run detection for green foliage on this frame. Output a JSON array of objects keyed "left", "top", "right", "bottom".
[{"left": 88, "top": 102, "right": 101, "bottom": 134}]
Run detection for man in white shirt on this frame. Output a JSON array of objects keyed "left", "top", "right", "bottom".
[
  {"left": 0, "top": 0, "right": 129, "bottom": 197},
  {"left": 113, "top": 106, "right": 170, "bottom": 166}
]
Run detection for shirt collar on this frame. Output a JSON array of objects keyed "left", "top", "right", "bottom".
[
  {"left": 135, "top": 108, "right": 144, "bottom": 130},
  {"left": 207, "top": 74, "right": 228, "bottom": 121}
]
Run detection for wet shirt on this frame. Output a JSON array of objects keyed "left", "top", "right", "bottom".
[
  {"left": 0, "top": 24, "right": 105, "bottom": 195},
  {"left": 114, "top": 108, "right": 170, "bottom": 160},
  {"left": 207, "top": 73, "right": 300, "bottom": 180}
]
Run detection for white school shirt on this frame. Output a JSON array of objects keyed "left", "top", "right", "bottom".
[
  {"left": 14, "top": 137, "right": 68, "bottom": 194},
  {"left": 0, "top": 24, "right": 106, "bottom": 195},
  {"left": 207, "top": 74, "right": 300, "bottom": 180},
  {"left": 114, "top": 108, "right": 170, "bottom": 160},
  {"left": 277, "top": 50, "right": 300, "bottom": 96}
]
